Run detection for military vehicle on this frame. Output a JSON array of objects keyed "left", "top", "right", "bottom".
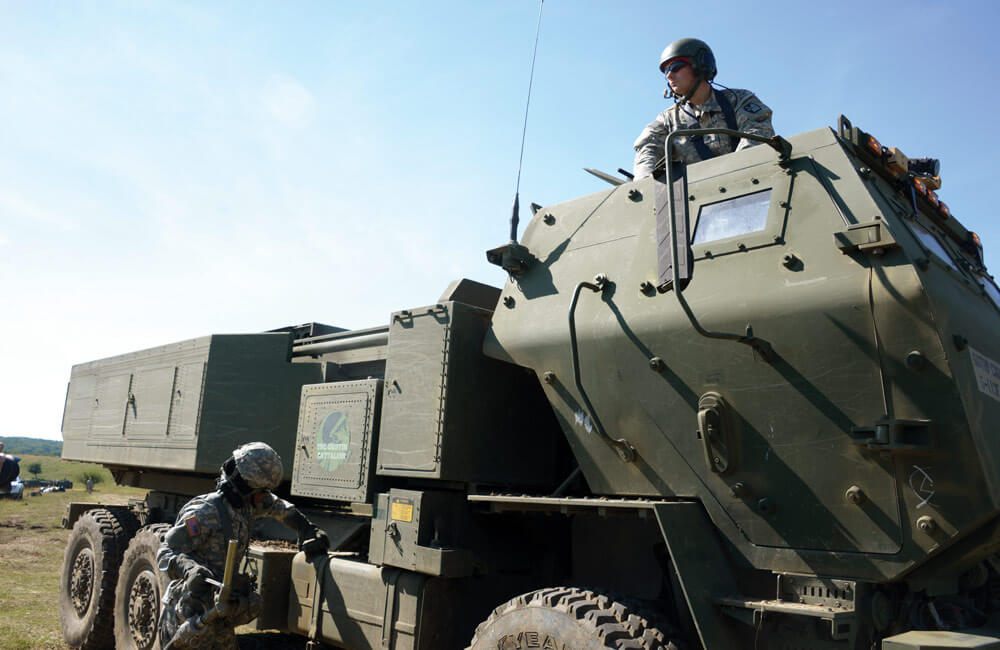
[{"left": 57, "top": 116, "right": 1000, "bottom": 649}]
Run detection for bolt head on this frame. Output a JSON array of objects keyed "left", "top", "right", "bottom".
[
  {"left": 542, "top": 371, "right": 556, "bottom": 384},
  {"left": 906, "top": 350, "right": 927, "bottom": 371},
  {"left": 917, "top": 515, "right": 936, "bottom": 533},
  {"left": 846, "top": 485, "right": 866, "bottom": 505}
]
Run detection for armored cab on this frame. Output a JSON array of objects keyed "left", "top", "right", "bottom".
[{"left": 58, "top": 118, "right": 1000, "bottom": 650}]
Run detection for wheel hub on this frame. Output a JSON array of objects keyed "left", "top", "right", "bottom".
[
  {"left": 127, "top": 569, "right": 159, "bottom": 649},
  {"left": 70, "top": 549, "right": 95, "bottom": 616}
]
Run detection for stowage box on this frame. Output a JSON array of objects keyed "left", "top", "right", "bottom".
[
  {"left": 61, "top": 333, "right": 322, "bottom": 476},
  {"left": 376, "top": 301, "right": 558, "bottom": 486},
  {"left": 291, "top": 379, "right": 382, "bottom": 504}
]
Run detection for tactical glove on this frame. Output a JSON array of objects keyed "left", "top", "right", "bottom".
[
  {"left": 183, "top": 566, "right": 214, "bottom": 603},
  {"left": 300, "top": 528, "right": 330, "bottom": 558}
]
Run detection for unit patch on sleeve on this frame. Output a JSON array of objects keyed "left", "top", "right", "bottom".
[
  {"left": 185, "top": 515, "right": 202, "bottom": 536},
  {"left": 743, "top": 102, "right": 762, "bottom": 114}
]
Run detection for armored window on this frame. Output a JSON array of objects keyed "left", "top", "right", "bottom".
[
  {"left": 980, "top": 275, "right": 1000, "bottom": 310},
  {"left": 909, "top": 221, "right": 960, "bottom": 272},
  {"left": 692, "top": 189, "right": 772, "bottom": 245}
]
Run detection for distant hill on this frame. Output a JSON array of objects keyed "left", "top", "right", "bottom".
[{"left": 0, "top": 436, "right": 62, "bottom": 457}]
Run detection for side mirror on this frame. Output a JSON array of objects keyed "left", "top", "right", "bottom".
[{"left": 655, "top": 161, "right": 694, "bottom": 292}]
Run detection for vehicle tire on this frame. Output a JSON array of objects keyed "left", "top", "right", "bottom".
[
  {"left": 115, "top": 524, "right": 171, "bottom": 650},
  {"left": 467, "top": 587, "right": 685, "bottom": 650},
  {"left": 59, "top": 508, "right": 133, "bottom": 649}
]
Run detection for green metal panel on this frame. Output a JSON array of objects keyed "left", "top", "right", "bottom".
[
  {"left": 287, "top": 553, "right": 426, "bottom": 649},
  {"left": 290, "top": 379, "right": 381, "bottom": 504},
  {"left": 61, "top": 333, "right": 323, "bottom": 478},
  {"left": 377, "top": 300, "right": 558, "bottom": 486},
  {"left": 484, "top": 125, "right": 998, "bottom": 581},
  {"left": 369, "top": 489, "right": 473, "bottom": 577}
]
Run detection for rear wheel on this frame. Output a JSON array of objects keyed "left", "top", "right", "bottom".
[
  {"left": 59, "top": 508, "right": 134, "bottom": 649},
  {"left": 115, "top": 524, "right": 171, "bottom": 650},
  {"left": 467, "top": 587, "right": 685, "bottom": 649}
]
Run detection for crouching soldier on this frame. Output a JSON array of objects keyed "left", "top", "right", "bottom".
[{"left": 157, "top": 442, "right": 329, "bottom": 649}]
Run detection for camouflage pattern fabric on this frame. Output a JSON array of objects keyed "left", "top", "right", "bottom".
[
  {"left": 632, "top": 88, "right": 774, "bottom": 179},
  {"left": 232, "top": 442, "right": 283, "bottom": 490},
  {"left": 157, "top": 490, "right": 298, "bottom": 649}
]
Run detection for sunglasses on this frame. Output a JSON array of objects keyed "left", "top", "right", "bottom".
[{"left": 663, "top": 59, "right": 690, "bottom": 76}]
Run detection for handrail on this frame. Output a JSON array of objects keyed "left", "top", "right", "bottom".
[
  {"left": 662, "top": 127, "right": 788, "bottom": 362},
  {"left": 567, "top": 275, "right": 636, "bottom": 462}
]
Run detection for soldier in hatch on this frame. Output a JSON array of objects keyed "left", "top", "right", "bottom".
[
  {"left": 157, "top": 442, "right": 329, "bottom": 649},
  {"left": 632, "top": 38, "right": 774, "bottom": 179}
]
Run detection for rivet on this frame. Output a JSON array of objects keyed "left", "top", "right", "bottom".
[
  {"left": 751, "top": 178, "right": 760, "bottom": 185},
  {"left": 917, "top": 515, "right": 937, "bottom": 533},
  {"left": 845, "top": 485, "right": 866, "bottom": 505},
  {"left": 688, "top": 195, "right": 696, "bottom": 202},
  {"left": 649, "top": 356, "right": 665, "bottom": 372},
  {"left": 718, "top": 186, "right": 727, "bottom": 193},
  {"left": 730, "top": 482, "right": 749, "bottom": 498},
  {"left": 738, "top": 242, "right": 747, "bottom": 251},
  {"left": 542, "top": 371, "right": 556, "bottom": 384},
  {"left": 779, "top": 200, "right": 789, "bottom": 208}
]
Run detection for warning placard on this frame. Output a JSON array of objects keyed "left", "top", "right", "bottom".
[{"left": 970, "top": 347, "right": 1000, "bottom": 403}]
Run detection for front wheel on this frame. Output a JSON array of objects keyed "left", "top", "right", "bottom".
[
  {"left": 467, "top": 587, "right": 685, "bottom": 650},
  {"left": 114, "top": 524, "right": 171, "bottom": 650}
]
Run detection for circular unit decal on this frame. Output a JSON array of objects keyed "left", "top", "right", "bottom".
[{"left": 316, "top": 410, "right": 351, "bottom": 473}]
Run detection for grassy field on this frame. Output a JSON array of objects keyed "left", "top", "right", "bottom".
[
  {"left": 0, "top": 455, "right": 306, "bottom": 650},
  {"left": 0, "top": 454, "right": 146, "bottom": 650}
]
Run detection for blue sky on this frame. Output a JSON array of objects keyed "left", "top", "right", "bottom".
[{"left": 2, "top": 1, "right": 998, "bottom": 440}]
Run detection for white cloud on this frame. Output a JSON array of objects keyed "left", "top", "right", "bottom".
[{"left": 261, "top": 77, "right": 317, "bottom": 129}]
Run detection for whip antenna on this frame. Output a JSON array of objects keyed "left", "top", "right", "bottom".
[{"left": 509, "top": 0, "right": 544, "bottom": 243}]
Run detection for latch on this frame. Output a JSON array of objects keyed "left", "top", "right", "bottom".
[
  {"left": 834, "top": 221, "right": 899, "bottom": 254},
  {"left": 850, "top": 418, "right": 934, "bottom": 454},
  {"left": 697, "top": 392, "right": 736, "bottom": 474}
]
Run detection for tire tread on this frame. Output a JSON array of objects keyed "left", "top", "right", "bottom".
[{"left": 468, "top": 586, "right": 685, "bottom": 650}]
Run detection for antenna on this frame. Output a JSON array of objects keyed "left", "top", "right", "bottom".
[
  {"left": 509, "top": 0, "right": 544, "bottom": 243},
  {"left": 486, "top": 0, "right": 544, "bottom": 276}
]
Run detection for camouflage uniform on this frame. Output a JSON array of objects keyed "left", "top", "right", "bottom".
[
  {"left": 156, "top": 490, "right": 300, "bottom": 649},
  {"left": 632, "top": 88, "right": 774, "bottom": 179}
]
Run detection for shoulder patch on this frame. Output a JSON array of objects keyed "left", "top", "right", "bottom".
[
  {"left": 185, "top": 515, "right": 201, "bottom": 537},
  {"left": 743, "top": 102, "right": 762, "bottom": 114}
]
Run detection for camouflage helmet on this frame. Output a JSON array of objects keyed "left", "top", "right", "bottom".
[
  {"left": 230, "top": 442, "right": 283, "bottom": 491},
  {"left": 658, "top": 38, "right": 717, "bottom": 81}
]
